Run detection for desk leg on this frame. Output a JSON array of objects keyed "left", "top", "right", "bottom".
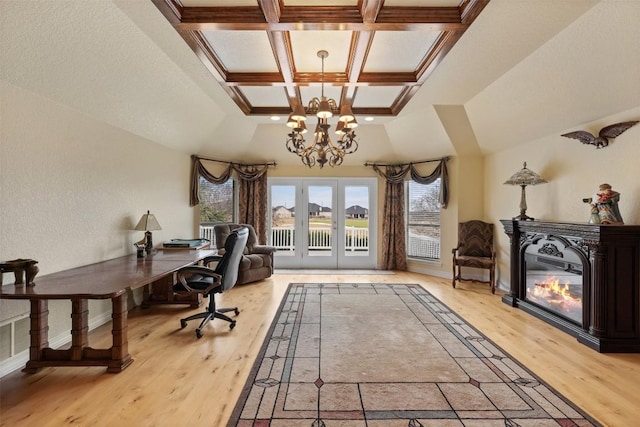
[
  {"left": 23, "top": 300, "right": 49, "bottom": 373},
  {"left": 70, "top": 298, "right": 89, "bottom": 361},
  {"left": 107, "top": 293, "right": 132, "bottom": 373}
]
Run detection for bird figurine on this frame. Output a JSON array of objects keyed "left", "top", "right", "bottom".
[{"left": 561, "top": 120, "right": 638, "bottom": 148}]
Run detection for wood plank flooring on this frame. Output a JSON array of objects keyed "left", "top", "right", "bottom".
[{"left": 1, "top": 272, "right": 639, "bottom": 426}]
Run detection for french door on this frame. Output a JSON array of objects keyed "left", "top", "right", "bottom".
[{"left": 269, "top": 178, "right": 377, "bottom": 269}]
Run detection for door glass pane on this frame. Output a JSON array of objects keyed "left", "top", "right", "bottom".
[
  {"left": 344, "top": 186, "right": 370, "bottom": 257},
  {"left": 271, "top": 185, "right": 296, "bottom": 256},
  {"left": 307, "top": 185, "right": 333, "bottom": 257}
]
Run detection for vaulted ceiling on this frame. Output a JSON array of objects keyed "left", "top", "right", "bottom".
[{"left": 2, "top": 1, "right": 638, "bottom": 168}]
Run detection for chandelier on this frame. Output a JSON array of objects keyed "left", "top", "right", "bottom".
[{"left": 285, "top": 50, "right": 359, "bottom": 168}]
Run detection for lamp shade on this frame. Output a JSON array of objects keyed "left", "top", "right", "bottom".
[
  {"left": 338, "top": 104, "right": 354, "bottom": 122},
  {"left": 291, "top": 104, "right": 307, "bottom": 122},
  {"left": 316, "top": 97, "right": 333, "bottom": 119},
  {"left": 504, "top": 162, "right": 547, "bottom": 186},
  {"left": 134, "top": 210, "right": 162, "bottom": 231}
]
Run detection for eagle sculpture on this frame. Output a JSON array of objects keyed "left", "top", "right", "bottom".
[{"left": 561, "top": 120, "right": 638, "bottom": 149}]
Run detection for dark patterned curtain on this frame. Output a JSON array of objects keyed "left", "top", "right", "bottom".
[
  {"left": 377, "top": 166, "right": 409, "bottom": 270},
  {"left": 368, "top": 157, "right": 449, "bottom": 270},
  {"left": 189, "top": 156, "right": 273, "bottom": 244},
  {"left": 236, "top": 166, "right": 269, "bottom": 244}
]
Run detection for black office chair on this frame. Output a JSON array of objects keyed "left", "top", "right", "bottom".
[{"left": 174, "top": 227, "right": 249, "bottom": 339}]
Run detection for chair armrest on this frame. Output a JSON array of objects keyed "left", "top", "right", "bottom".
[
  {"left": 252, "top": 245, "right": 277, "bottom": 255},
  {"left": 176, "top": 266, "right": 222, "bottom": 294},
  {"left": 202, "top": 255, "right": 223, "bottom": 267}
]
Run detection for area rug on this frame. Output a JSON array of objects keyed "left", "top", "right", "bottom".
[
  {"left": 227, "top": 283, "right": 600, "bottom": 426},
  {"left": 274, "top": 270, "right": 394, "bottom": 275}
]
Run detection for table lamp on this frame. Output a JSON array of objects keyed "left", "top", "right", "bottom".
[
  {"left": 504, "top": 162, "right": 547, "bottom": 221},
  {"left": 134, "top": 210, "right": 162, "bottom": 253}
]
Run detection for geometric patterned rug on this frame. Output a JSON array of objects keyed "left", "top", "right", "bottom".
[{"left": 227, "top": 283, "right": 600, "bottom": 426}]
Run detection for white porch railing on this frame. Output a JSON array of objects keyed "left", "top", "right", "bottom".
[
  {"left": 200, "top": 225, "right": 370, "bottom": 252},
  {"left": 199, "top": 225, "right": 439, "bottom": 258},
  {"left": 407, "top": 233, "right": 441, "bottom": 259}
]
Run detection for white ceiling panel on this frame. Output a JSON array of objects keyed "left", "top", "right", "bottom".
[
  {"left": 353, "top": 87, "right": 405, "bottom": 108},
  {"left": 365, "top": 31, "right": 440, "bottom": 72},
  {"left": 201, "top": 30, "right": 277, "bottom": 73},
  {"left": 290, "top": 31, "right": 351, "bottom": 73},
  {"left": 240, "top": 86, "right": 290, "bottom": 107}
]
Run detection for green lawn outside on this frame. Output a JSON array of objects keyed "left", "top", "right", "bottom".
[{"left": 308, "top": 218, "right": 369, "bottom": 228}]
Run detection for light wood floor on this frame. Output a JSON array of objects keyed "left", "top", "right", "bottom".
[{"left": 1, "top": 272, "right": 639, "bottom": 426}]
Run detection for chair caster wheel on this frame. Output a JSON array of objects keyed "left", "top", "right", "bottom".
[
  {"left": 180, "top": 319, "right": 187, "bottom": 329},
  {"left": 234, "top": 308, "right": 240, "bottom": 316},
  {"left": 230, "top": 321, "right": 236, "bottom": 330},
  {"left": 195, "top": 329, "right": 203, "bottom": 339}
]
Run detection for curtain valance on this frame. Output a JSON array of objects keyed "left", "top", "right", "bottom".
[
  {"left": 366, "top": 157, "right": 450, "bottom": 208},
  {"left": 189, "top": 156, "right": 275, "bottom": 207}
]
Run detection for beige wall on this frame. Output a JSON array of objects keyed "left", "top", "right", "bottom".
[
  {"left": 485, "top": 106, "right": 640, "bottom": 290},
  {"left": 0, "top": 81, "right": 195, "bottom": 340}
]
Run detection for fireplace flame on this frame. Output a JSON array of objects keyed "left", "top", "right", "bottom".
[{"left": 532, "top": 276, "right": 581, "bottom": 305}]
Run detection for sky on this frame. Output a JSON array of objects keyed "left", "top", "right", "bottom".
[{"left": 271, "top": 184, "right": 369, "bottom": 210}]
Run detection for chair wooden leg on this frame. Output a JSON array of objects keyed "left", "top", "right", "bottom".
[
  {"left": 452, "top": 263, "right": 457, "bottom": 288},
  {"left": 490, "top": 266, "right": 496, "bottom": 294}
]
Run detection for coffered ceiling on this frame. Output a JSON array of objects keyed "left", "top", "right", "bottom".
[{"left": 153, "top": 0, "right": 489, "bottom": 118}]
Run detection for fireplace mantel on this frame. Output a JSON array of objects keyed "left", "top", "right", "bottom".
[{"left": 501, "top": 219, "right": 640, "bottom": 352}]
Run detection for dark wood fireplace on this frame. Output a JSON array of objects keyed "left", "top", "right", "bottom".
[{"left": 501, "top": 219, "right": 640, "bottom": 353}]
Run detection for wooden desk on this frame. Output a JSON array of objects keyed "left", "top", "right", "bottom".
[
  {"left": 0, "top": 249, "right": 216, "bottom": 373},
  {"left": 142, "top": 249, "right": 220, "bottom": 308}
]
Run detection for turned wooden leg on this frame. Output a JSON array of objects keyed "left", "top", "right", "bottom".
[{"left": 23, "top": 299, "right": 49, "bottom": 373}]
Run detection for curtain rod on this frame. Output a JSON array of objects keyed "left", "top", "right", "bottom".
[
  {"left": 194, "top": 155, "right": 277, "bottom": 167},
  {"left": 364, "top": 156, "right": 449, "bottom": 167}
]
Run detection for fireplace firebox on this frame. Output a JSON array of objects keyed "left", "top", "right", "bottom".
[
  {"left": 501, "top": 220, "right": 640, "bottom": 353},
  {"left": 524, "top": 236, "right": 584, "bottom": 325}
]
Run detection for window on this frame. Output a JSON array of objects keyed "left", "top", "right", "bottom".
[
  {"left": 198, "top": 177, "right": 235, "bottom": 245},
  {"left": 406, "top": 179, "right": 441, "bottom": 261}
]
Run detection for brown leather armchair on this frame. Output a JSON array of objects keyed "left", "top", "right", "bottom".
[
  {"left": 214, "top": 223, "right": 276, "bottom": 285},
  {"left": 452, "top": 220, "right": 496, "bottom": 293}
]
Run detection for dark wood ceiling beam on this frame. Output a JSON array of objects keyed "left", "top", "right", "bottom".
[
  {"left": 257, "top": 0, "right": 281, "bottom": 23},
  {"left": 173, "top": 5, "right": 468, "bottom": 31},
  {"left": 293, "top": 72, "right": 350, "bottom": 85},
  {"left": 460, "top": 0, "right": 491, "bottom": 24},
  {"left": 224, "top": 73, "right": 285, "bottom": 85},
  {"left": 267, "top": 31, "right": 297, "bottom": 101},
  {"left": 178, "top": 21, "right": 465, "bottom": 32},
  {"left": 415, "top": 31, "right": 463, "bottom": 83},
  {"left": 357, "top": 72, "right": 418, "bottom": 84},
  {"left": 180, "top": 7, "right": 267, "bottom": 24},
  {"left": 376, "top": 7, "right": 461, "bottom": 23},
  {"left": 360, "top": 0, "right": 384, "bottom": 23},
  {"left": 344, "top": 31, "right": 374, "bottom": 102}
]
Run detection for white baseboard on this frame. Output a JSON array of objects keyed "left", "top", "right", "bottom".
[{"left": 0, "top": 311, "right": 113, "bottom": 378}]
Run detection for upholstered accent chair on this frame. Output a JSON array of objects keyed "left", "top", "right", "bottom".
[
  {"left": 214, "top": 223, "right": 276, "bottom": 285},
  {"left": 452, "top": 220, "right": 496, "bottom": 293}
]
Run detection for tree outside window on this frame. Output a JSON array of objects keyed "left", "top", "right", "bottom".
[
  {"left": 199, "top": 177, "right": 234, "bottom": 224},
  {"left": 406, "top": 179, "right": 441, "bottom": 260}
]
